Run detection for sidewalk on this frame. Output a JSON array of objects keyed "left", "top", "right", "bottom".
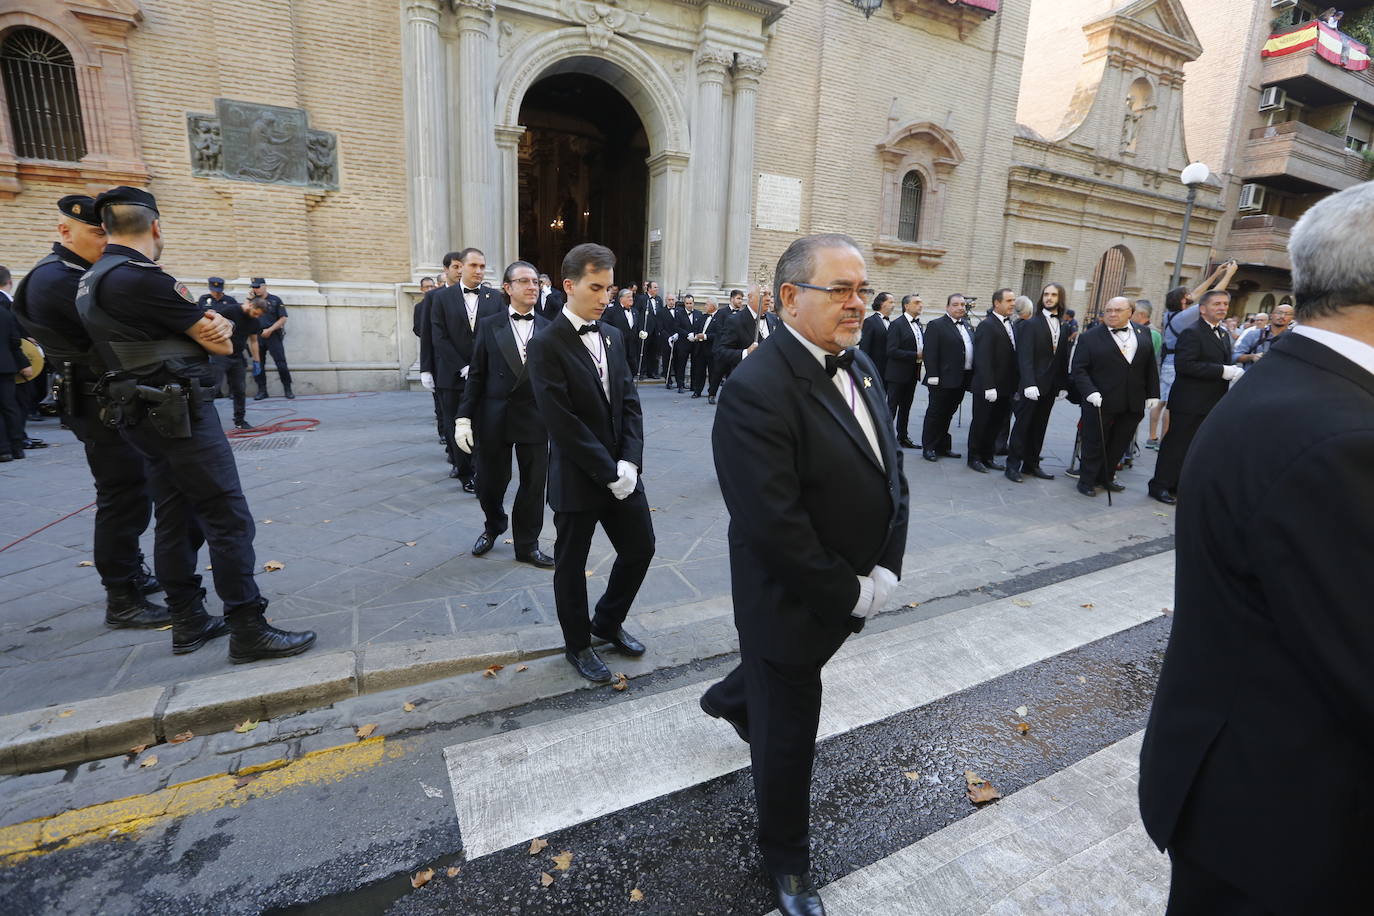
[{"left": 0, "top": 385, "right": 1174, "bottom": 769}]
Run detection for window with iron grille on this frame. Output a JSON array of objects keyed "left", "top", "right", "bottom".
[
  {"left": 897, "top": 170, "right": 924, "bottom": 242},
  {"left": 2, "top": 28, "right": 86, "bottom": 162},
  {"left": 1021, "top": 260, "right": 1049, "bottom": 300}
]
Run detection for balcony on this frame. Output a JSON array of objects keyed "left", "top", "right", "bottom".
[
  {"left": 1228, "top": 214, "right": 1297, "bottom": 272},
  {"left": 1241, "top": 120, "right": 1373, "bottom": 193},
  {"left": 1261, "top": 22, "right": 1374, "bottom": 108}
]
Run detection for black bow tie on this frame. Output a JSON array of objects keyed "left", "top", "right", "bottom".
[
  {"left": 1112, "top": 327, "right": 1129, "bottom": 335},
  {"left": 578, "top": 322, "right": 599, "bottom": 335},
  {"left": 825, "top": 349, "right": 855, "bottom": 378},
  {"left": 511, "top": 313, "right": 534, "bottom": 321},
  {"left": 463, "top": 287, "right": 480, "bottom": 296}
]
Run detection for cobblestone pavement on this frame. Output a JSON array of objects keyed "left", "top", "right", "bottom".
[{"left": 0, "top": 384, "right": 1172, "bottom": 718}]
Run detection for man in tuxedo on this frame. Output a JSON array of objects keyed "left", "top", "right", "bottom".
[
  {"left": 637, "top": 280, "right": 666, "bottom": 379},
  {"left": 1147, "top": 289, "right": 1241, "bottom": 504},
  {"left": 713, "top": 289, "right": 746, "bottom": 388},
  {"left": 968, "top": 288, "right": 1018, "bottom": 472},
  {"left": 424, "top": 248, "right": 504, "bottom": 491},
  {"left": 859, "top": 293, "right": 893, "bottom": 382},
  {"left": 884, "top": 293, "right": 923, "bottom": 449},
  {"left": 701, "top": 233, "right": 908, "bottom": 916},
  {"left": 920, "top": 293, "right": 973, "bottom": 462},
  {"left": 717, "top": 284, "right": 780, "bottom": 379},
  {"left": 602, "top": 287, "right": 647, "bottom": 378},
  {"left": 1139, "top": 181, "right": 1374, "bottom": 915},
  {"left": 536, "top": 273, "right": 564, "bottom": 321},
  {"left": 1005, "top": 284, "right": 1070, "bottom": 482},
  {"left": 415, "top": 272, "right": 450, "bottom": 446},
  {"left": 668, "top": 294, "right": 697, "bottom": 391},
  {"left": 526, "top": 243, "right": 654, "bottom": 684},
  {"left": 691, "top": 297, "right": 723, "bottom": 401},
  {"left": 453, "top": 261, "right": 555, "bottom": 568},
  {"left": 1069, "top": 297, "right": 1160, "bottom": 496}
]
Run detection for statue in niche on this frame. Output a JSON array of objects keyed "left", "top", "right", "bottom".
[
  {"left": 188, "top": 114, "right": 222, "bottom": 175},
  {"left": 1121, "top": 93, "right": 1155, "bottom": 153},
  {"left": 307, "top": 131, "right": 338, "bottom": 187},
  {"left": 237, "top": 112, "right": 297, "bottom": 182}
]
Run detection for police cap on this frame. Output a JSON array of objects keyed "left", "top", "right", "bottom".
[
  {"left": 58, "top": 194, "right": 102, "bottom": 227},
  {"left": 93, "top": 186, "right": 160, "bottom": 219},
  {"left": 208, "top": 277, "right": 225, "bottom": 291},
  {"left": 250, "top": 277, "right": 266, "bottom": 288}
]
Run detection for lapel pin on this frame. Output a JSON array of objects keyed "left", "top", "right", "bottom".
[{"left": 862, "top": 376, "right": 873, "bottom": 389}]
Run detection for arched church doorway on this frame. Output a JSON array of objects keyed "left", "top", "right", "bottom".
[
  {"left": 1086, "top": 245, "right": 1131, "bottom": 324},
  {"left": 517, "top": 71, "right": 648, "bottom": 286}
]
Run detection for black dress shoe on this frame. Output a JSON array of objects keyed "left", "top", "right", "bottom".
[
  {"left": 677, "top": 386, "right": 685, "bottom": 393},
  {"left": 898, "top": 437, "right": 918, "bottom": 449},
  {"left": 284, "top": 389, "right": 295, "bottom": 400},
  {"left": 105, "top": 583, "right": 172, "bottom": 629},
  {"left": 691, "top": 392, "right": 702, "bottom": 398},
  {"left": 707, "top": 396, "right": 716, "bottom": 405},
  {"left": 254, "top": 391, "right": 268, "bottom": 401},
  {"left": 227, "top": 600, "right": 316, "bottom": 664},
  {"left": 1150, "top": 488, "right": 1177, "bottom": 505},
  {"left": 233, "top": 419, "right": 253, "bottom": 430},
  {"left": 922, "top": 449, "right": 938, "bottom": 462},
  {"left": 967, "top": 459, "right": 989, "bottom": 474},
  {"left": 1005, "top": 467, "right": 1024, "bottom": 483},
  {"left": 566, "top": 646, "right": 612, "bottom": 682},
  {"left": 591, "top": 624, "right": 646, "bottom": 656},
  {"left": 1077, "top": 483, "right": 1098, "bottom": 497},
  {"left": 699, "top": 693, "right": 749, "bottom": 744},
  {"left": 0, "top": 453, "right": 11, "bottom": 463},
  {"left": 472, "top": 531, "right": 497, "bottom": 556},
  {"left": 985, "top": 459, "right": 1006, "bottom": 471},
  {"left": 1104, "top": 481, "right": 1126, "bottom": 493},
  {"left": 6, "top": 448, "right": 21, "bottom": 460},
  {"left": 515, "top": 548, "right": 555, "bottom": 568},
  {"left": 448, "top": 467, "right": 461, "bottom": 479},
  {"left": 940, "top": 449, "right": 962, "bottom": 459},
  {"left": 1028, "top": 467, "right": 1055, "bottom": 480},
  {"left": 771, "top": 872, "right": 825, "bottom": 916},
  {"left": 22, "top": 438, "right": 47, "bottom": 449},
  {"left": 462, "top": 479, "right": 476, "bottom": 493}
]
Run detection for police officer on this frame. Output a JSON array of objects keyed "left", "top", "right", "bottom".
[
  {"left": 197, "top": 276, "right": 237, "bottom": 312},
  {"left": 76, "top": 187, "right": 316, "bottom": 662},
  {"left": 249, "top": 278, "right": 293, "bottom": 400},
  {"left": 215, "top": 296, "right": 265, "bottom": 430},
  {"left": 10, "top": 195, "right": 167, "bottom": 627}
]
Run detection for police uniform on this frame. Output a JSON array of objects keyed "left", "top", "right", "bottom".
[
  {"left": 215, "top": 300, "right": 260, "bottom": 429},
  {"left": 197, "top": 278, "right": 237, "bottom": 393},
  {"left": 76, "top": 187, "right": 315, "bottom": 662},
  {"left": 0, "top": 293, "right": 29, "bottom": 459},
  {"left": 9, "top": 195, "right": 167, "bottom": 626},
  {"left": 249, "top": 280, "right": 293, "bottom": 399}
]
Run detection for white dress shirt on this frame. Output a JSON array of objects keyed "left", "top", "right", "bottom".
[
  {"left": 1044, "top": 310, "right": 1060, "bottom": 350},
  {"left": 1292, "top": 325, "right": 1374, "bottom": 379},
  {"left": 784, "top": 324, "right": 883, "bottom": 466},
  {"left": 1000, "top": 314, "right": 1016, "bottom": 349},
  {"left": 956, "top": 320, "right": 973, "bottom": 370},
  {"left": 562, "top": 307, "right": 611, "bottom": 399},
  {"left": 1110, "top": 324, "right": 1137, "bottom": 363},
  {"left": 741, "top": 306, "right": 769, "bottom": 359},
  {"left": 509, "top": 306, "right": 535, "bottom": 363}
]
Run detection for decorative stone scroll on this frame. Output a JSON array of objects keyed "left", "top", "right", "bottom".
[{"left": 184, "top": 99, "right": 339, "bottom": 190}]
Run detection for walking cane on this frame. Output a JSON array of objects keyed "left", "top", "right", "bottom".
[
  {"left": 636, "top": 335, "right": 646, "bottom": 382},
  {"left": 1095, "top": 405, "right": 1113, "bottom": 507},
  {"left": 665, "top": 338, "right": 676, "bottom": 388}
]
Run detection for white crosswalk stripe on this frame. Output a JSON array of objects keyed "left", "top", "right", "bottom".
[{"left": 444, "top": 552, "right": 1174, "bottom": 860}]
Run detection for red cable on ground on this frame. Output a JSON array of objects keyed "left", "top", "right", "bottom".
[{"left": 0, "top": 501, "right": 96, "bottom": 553}]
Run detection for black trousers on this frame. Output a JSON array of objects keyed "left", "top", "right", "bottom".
[
  {"left": 551, "top": 490, "right": 655, "bottom": 651},
  {"left": 1007, "top": 393, "right": 1056, "bottom": 472},
  {"left": 1166, "top": 850, "right": 1273, "bottom": 915},
  {"left": 691, "top": 343, "right": 717, "bottom": 395},
  {"left": 1149, "top": 410, "right": 1206, "bottom": 494},
  {"left": 640, "top": 334, "right": 661, "bottom": 378},
  {"left": 255, "top": 333, "right": 292, "bottom": 393},
  {"left": 438, "top": 385, "right": 475, "bottom": 481},
  {"left": 475, "top": 438, "right": 548, "bottom": 554},
  {"left": 1078, "top": 406, "right": 1143, "bottom": 488},
  {"left": 885, "top": 378, "right": 917, "bottom": 441},
  {"left": 430, "top": 391, "right": 445, "bottom": 442},
  {"left": 66, "top": 395, "right": 155, "bottom": 589},
  {"left": 669, "top": 338, "right": 690, "bottom": 389},
  {"left": 921, "top": 376, "right": 969, "bottom": 454},
  {"left": 659, "top": 335, "right": 673, "bottom": 377},
  {"left": 0, "top": 375, "right": 22, "bottom": 454},
  {"left": 968, "top": 391, "right": 1013, "bottom": 464},
  {"left": 994, "top": 406, "right": 1013, "bottom": 455},
  {"left": 218, "top": 354, "right": 247, "bottom": 421},
  {"left": 702, "top": 641, "right": 844, "bottom": 875},
  {"left": 119, "top": 397, "right": 260, "bottom": 614},
  {"left": 708, "top": 352, "right": 728, "bottom": 396}
]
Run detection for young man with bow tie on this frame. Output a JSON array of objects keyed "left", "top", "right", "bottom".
[
  {"left": 967, "top": 288, "right": 1019, "bottom": 472},
  {"left": 526, "top": 243, "right": 654, "bottom": 684}
]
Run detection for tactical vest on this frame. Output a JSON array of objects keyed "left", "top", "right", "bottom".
[
  {"left": 11, "top": 252, "right": 103, "bottom": 373},
  {"left": 75, "top": 254, "right": 209, "bottom": 380}
]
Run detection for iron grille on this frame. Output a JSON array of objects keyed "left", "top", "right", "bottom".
[
  {"left": 1021, "top": 260, "right": 1049, "bottom": 302},
  {"left": 230, "top": 436, "right": 303, "bottom": 453},
  {"left": 1, "top": 28, "right": 86, "bottom": 162},
  {"left": 897, "top": 171, "right": 924, "bottom": 242}
]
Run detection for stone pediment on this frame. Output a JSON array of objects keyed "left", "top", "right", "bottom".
[
  {"left": 66, "top": 0, "right": 144, "bottom": 27},
  {"left": 1083, "top": 0, "right": 1202, "bottom": 65}
]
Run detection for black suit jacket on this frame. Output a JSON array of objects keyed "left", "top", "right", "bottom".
[
  {"left": 671, "top": 306, "right": 696, "bottom": 341},
  {"left": 884, "top": 315, "right": 923, "bottom": 385},
  {"left": 712, "top": 330, "right": 909, "bottom": 664},
  {"left": 457, "top": 312, "right": 549, "bottom": 445},
  {"left": 1167, "top": 322, "right": 1233, "bottom": 415},
  {"left": 716, "top": 308, "right": 780, "bottom": 375},
  {"left": 922, "top": 315, "right": 971, "bottom": 389},
  {"left": 537, "top": 289, "right": 565, "bottom": 322},
  {"left": 0, "top": 301, "right": 30, "bottom": 375},
  {"left": 1069, "top": 324, "right": 1159, "bottom": 414},
  {"left": 1139, "top": 332, "right": 1374, "bottom": 912},
  {"left": 697, "top": 309, "right": 725, "bottom": 351},
  {"left": 971, "top": 314, "right": 1018, "bottom": 396},
  {"left": 429, "top": 285, "right": 504, "bottom": 388},
  {"left": 526, "top": 316, "right": 644, "bottom": 512},
  {"left": 859, "top": 313, "right": 889, "bottom": 380},
  {"left": 1014, "top": 311, "right": 1069, "bottom": 394},
  {"left": 601, "top": 303, "right": 646, "bottom": 344}
]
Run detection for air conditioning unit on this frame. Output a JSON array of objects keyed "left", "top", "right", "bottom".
[
  {"left": 1259, "top": 86, "right": 1287, "bottom": 111},
  {"left": 1238, "top": 183, "right": 1266, "bottom": 212},
  {"left": 1271, "top": 0, "right": 1297, "bottom": 10}
]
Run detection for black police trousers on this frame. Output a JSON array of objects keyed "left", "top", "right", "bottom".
[
  {"left": 256, "top": 333, "right": 292, "bottom": 394},
  {"left": 119, "top": 397, "right": 260, "bottom": 614},
  {"left": 65, "top": 395, "right": 156, "bottom": 588},
  {"left": 217, "top": 354, "right": 247, "bottom": 422}
]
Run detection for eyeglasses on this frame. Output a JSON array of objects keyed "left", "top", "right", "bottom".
[
  {"left": 507, "top": 277, "right": 539, "bottom": 286},
  {"left": 791, "top": 282, "right": 876, "bottom": 304}
]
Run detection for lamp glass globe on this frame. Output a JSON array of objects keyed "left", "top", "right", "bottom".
[{"left": 1180, "top": 162, "right": 1211, "bottom": 187}]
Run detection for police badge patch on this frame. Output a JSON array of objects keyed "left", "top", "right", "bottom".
[{"left": 175, "top": 282, "right": 196, "bottom": 302}]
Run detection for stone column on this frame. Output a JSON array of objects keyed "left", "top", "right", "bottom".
[
  {"left": 686, "top": 46, "right": 733, "bottom": 296},
  {"left": 494, "top": 125, "right": 525, "bottom": 271},
  {"left": 403, "top": 0, "right": 450, "bottom": 275},
  {"left": 723, "top": 54, "right": 766, "bottom": 292},
  {"left": 455, "top": 0, "right": 497, "bottom": 255}
]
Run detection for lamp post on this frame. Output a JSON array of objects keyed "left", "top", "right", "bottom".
[
  {"left": 851, "top": 0, "right": 884, "bottom": 17},
  {"left": 1169, "top": 161, "right": 1211, "bottom": 291}
]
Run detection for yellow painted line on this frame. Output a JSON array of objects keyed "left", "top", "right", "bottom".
[{"left": 0, "top": 737, "right": 404, "bottom": 867}]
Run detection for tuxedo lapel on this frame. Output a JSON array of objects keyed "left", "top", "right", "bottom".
[
  {"left": 555, "top": 317, "right": 610, "bottom": 409},
  {"left": 854, "top": 363, "right": 897, "bottom": 489},
  {"left": 494, "top": 318, "right": 523, "bottom": 379},
  {"left": 778, "top": 334, "right": 885, "bottom": 476}
]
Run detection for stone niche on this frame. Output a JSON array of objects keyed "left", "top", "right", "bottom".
[{"left": 185, "top": 99, "right": 338, "bottom": 190}]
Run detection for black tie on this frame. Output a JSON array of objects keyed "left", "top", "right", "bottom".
[
  {"left": 464, "top": 287, "right": 479, "bottom": 296},
  {"left": 1113, "top": 327, "right": 1128, "bottom": 337},
  {"left": 511, "top": 313, "right": 534, "bottom": 321},
  {"left": 578, "top": 322, "right": 599, "bottom": 335},
  {"left": 825, "top": 349, "right": 855, "bottom": 378}
]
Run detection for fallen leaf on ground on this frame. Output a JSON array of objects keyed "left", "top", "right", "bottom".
[
  {"left": 584, "top": 570, "right": 594, "bottom": 578},
  {"left": 129, "top": 744, "right": 149, "bottom": 756},
  {"left": 1015, "top": 722, "right": 1031, "bottom": 735},
  {"left": 551, "top": 851, "right": 573, "bottom": 871},
  {"left": 170, "top": 731, "right": 194, "bottom": 744},
  {"left": 1011, "top": 598, "right": 1032, "bottom": 608},
  {"left": 611, "top": 672, "right": 629, "bottom": 691},
  {"left": 516, "top": 665, "right": 529, "bottom": 672},
  {"left": 78, "top": 560, "right": 94, "bottom": 567},
  {"left": 539, "top": 872, "right": 554, "bottom": 888},
  {"left": 1015, "top": 705, "right": 1028, "bottom": 717},
  {"left": 446, "top": 866, "right": 460, "bottom": 878},
  {"left": 205, "top": 565, "right": 213, "bottom": 570},
  {"left": 263, "top": 519, "right": 274, "bottom": 525},
  {"left": 156, "top": 624, "right": 172, "bottom": 631},
  {"left": 403, "top": 702, "right": 416, "bottom": 712},
  {"left": 503, "top": 538, "right": 513, "bottom": 544},
  {"left": 421, "top": 783, "right": 444, "bottom": 799},
  {"left": 323, "top": 519, "right": 331, "bottom": 523},
  {"left": 1161, "top": 607, "right": 1174, "bottom": 617},
  {"left": 411, "top": 868, "right": 434, "bottom": 889},
  {"left": 234, "top": 719, "right": 259, "bottom": 734},
  {"left": 355, "top": 723, "right": 378, "bottom": 739},
  {"left": 903, "top": 770, "right": 921, "bottom": 781},
  {"left": 139, "top": 754, "right": 158, "bottom": 768},
  {"left": 262, "top": 560, "right": 285, "bottom": 572},
  {"left": 648, "top": 507, "right": 659, "bottom": 512},
  {"left": 1080, "top": 603, "right": 1094, "bottom": 609},
  {"left": 483, "top": 664, "right": 504, "bottom": 678},
  {"left": 1078, "top": 675, "right": 1087, "bottom": 684},
  {"left": 234, "top": 774, "right": 258, "bottom": 789},
  {"left": 529, "top": 837, "right": 549, "bottom": 854},
  {"left": 964, "top": 769, "right": 1001, "bottom": 804},
  {"left": 630, "top": 888, "right": 644, "bottom": 902},
  {"left": 906, "top": 602, "right": 920, "bottom": 608},
  {"left": 58, "top": 709, "right": 74, "bottom": 718},
  {"left": 404, "top": 541, "right": 417, "bottom": 547},
  {"left": 1154, "top": 511, "right": 1169, "bottom": 517}
]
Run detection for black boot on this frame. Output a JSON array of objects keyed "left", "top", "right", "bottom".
[
  {"left": 105, "top": 582, "right": 172, "bottom": 629},
  {"left": 170, "top": 589, "right": 229, "bottom": 654},
  {"left": 283, "top": 386, "right": 295, "bottom": 400},
  {"left": 132, "top": 558, "right": 163, "bottom": 595},
  {"left": 227, "top": 599, "right": 316, "bottom": 664}
]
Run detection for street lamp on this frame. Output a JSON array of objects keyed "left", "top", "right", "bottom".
[
  {"left": 1169, "top": 161, "right": 1211, "bottom": 291},
  {"left": 851, "top": 0, "right": 884, "bottom": 18}
]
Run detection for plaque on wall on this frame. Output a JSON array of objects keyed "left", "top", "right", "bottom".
[
  {"left": 185, "top": 99, "right": 339, "bottom": 190},
  {"left": 755, "top": 173, "right": 802, "bottom": 233}
]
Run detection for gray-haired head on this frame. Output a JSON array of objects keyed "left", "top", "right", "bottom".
[
  {"left": 773, "top": 233, "right": 862, "bottom": 307},
  {"left": 1290, "top": 181, "right": 1374, "bottom": 319},
  {"left": 1014, "top": 295, "right": 1035, "bottom": 319}
]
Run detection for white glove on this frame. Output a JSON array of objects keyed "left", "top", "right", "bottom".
[
  {"left": 1144, "top": 398, "right": 1160, "bottom": 411},
  {"left": 669, "top": 334, "right": 679, "bottom": 345},
  {"left": 1086, "top": 392, "right": 1103, "bottom": 408},
  {"left": 608, "top": 459, "right": 638, "bottom": 500},
  {"left": 1057, "top": 389, "right": 1069, "bottom": 400},
  {"left": 870, "top": 566, "right": 899, "bottom": 613},
  {"left": 1222, "top": 364, "right": 1243, "bottom": 381},
  {"left": 1024, "top": 386, "right": 1040, "bottom": 401},
  {"left": 984, "top": 389, "right": 997, "bottom": 403},
  {"left": 851, "top": 575, "right": 876, "bottom": 619},
  {"left": 638, "top": 330, "right": 649, "bottom": 340},
  {"left": 420, "top": 371, "right": 435, "bottom": 391},
  {"left": 927, "top": 377, "right": 940, "bottom": 386},
  {"left": 453, "top": 417, "right": 473, "bottom": 454},
  {"left": 460, "top": 365, "right": 470, "bottom": 380}
]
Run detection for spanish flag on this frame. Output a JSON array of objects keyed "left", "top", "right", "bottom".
[{"left": 1263, "top": 22, "right": 1370, "bottom": 72}]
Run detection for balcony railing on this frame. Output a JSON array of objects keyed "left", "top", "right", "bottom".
[
  {"left": 1243, "top": 120, "right": 1374, "bottom": 189},
  {"left": 1228, "top": 215, "right": 1298, "bottom": 272}
]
